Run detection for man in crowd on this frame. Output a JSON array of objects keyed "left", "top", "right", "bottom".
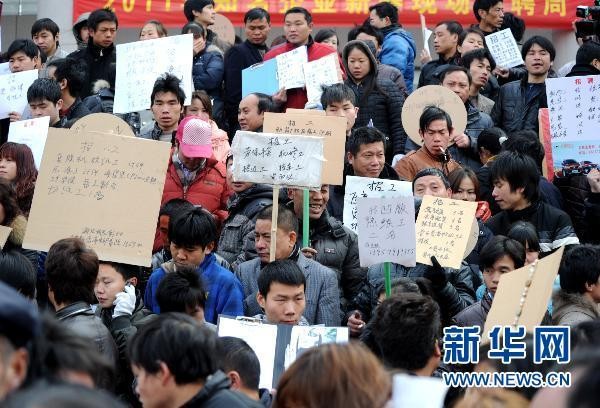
[
  {"left": 321, "top": 83, "right": 358, "bottom": 138},
  {"left": 473, "top": 0, "right": 504, "bottom": 35},
  {"left": 395, "top": 106, "right": 461, "bottom": 180},
  {"left": 264, "top": 7, "right": 341, "bottom": 109},
  {"left": 27, "top": 78, "right": 65, "bottom": 128},
  {"left": 235, "top": 205, "right": 341, "bottom": 326},
  {"left": 486, "top": 151, "right": 579, "bottom": 252},
  {"left": 31, "top": 18, "right": 69, "bottom": 64},
  {"left": 368, "top": 2, "right": 417, "bottom": 92},
  {"left": 238, "top": 92, "right": 275, "bottom": 133},
  {"left": 224, "top": 8, "right": 271, "bottom": 137},
  {"left": 184, "top": 0, "right": 230, "bottom": 53},
  {"left": 47, "top": 58, "right": 91, "bottom": 126},
  {"left": 566, "top": 40, "right": 600, "bottom": 77},
  {"left": 491, "top": 36, "right": 555, "bottom": 133},
  {"left": 7, "top": 39, "right": 41, "bottom": 73},
  {"left": 461, "top": 48, "right": 496, "bottom": 114},
  {"left": 418, "top": 20, "right": 462, "bottom": 87},
  {"left": 140, "top": 74, "right": 185, "bottom": 142}
]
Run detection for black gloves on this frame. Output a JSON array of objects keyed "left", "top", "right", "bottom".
[{"left": 423, "top": 256, "right": 448, "bottom": 289}]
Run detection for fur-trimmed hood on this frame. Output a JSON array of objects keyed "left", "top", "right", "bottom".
[
  {"left": 552, "top": 289, "right": 600, "bottom": 326},
  {"left": 8, "top": 215, "right": 28, "bottom": 246}
]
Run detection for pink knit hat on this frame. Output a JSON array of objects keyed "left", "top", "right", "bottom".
[{"left": 175, "top": 116, "right": 213, "bottom": 158}]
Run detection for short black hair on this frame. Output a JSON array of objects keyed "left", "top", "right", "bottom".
[
  {"left": 218, "top": 337, "right": 261, "bottom": 390},
  {"left": 45, "top": 238, "right": 99, "bottom": 306},
  {"left": 490, "top": 151, "right": 540, "bottom": 203},
  {"left": 479, "top": 235, "right": 525, "bottom": 272},
  {"left": 159, "top": 198, "right": 195, "bottom": 218},
  {"left": 559, "top": 245, "right": 600, "bottom": 294},
  {"left": 500, "top": 12, "right": 526, "bottom": 43},
  {"left": 439, "top": 65, "right": 472, "bottom": 86},
  {"left": 128, "top": 313, "right": 218, "bottom": 384},
  {"left": 88, "top": 8, "right": 118, "bottom": 31},
  {"left": 369, "top": 2, "right": 399, "bottom": 25},
  {"left": 151, "top": 73, "right": 186, "bottom": 107},
  {"left": 248, "top": 92, "right": 275, "bottom": 114},
  {"left": 576, "top": 40, "right": 600, "bottom": 65},
  {"left": 257, "top": 259, "right": 306, "bottom": 298},
  {"left": 169, "top": 207, "right": 218, "bottom": 249},
  {"left": 284, "top": 7, "right": 312, "bottom": 24},
  {"left": 412, "top": 168, "right": 450, "bottom": 191},
  {"left": 321, "top": 83, "right": 357, "bottom": 109},
  {"left": 48, "top": 57, "right": 87, "bottom": 98},
  {"left": 347, "top": 25, "right": 384, "bottom": 46},
  {"left": 473, "top": 0, "right": 503, "bottom": 22},
  {"left": 182, "top": 21, "right": 206, "bottom": 38},
  {"left": 315, "top": 29, "right": 338, "bottom": 44},
  {"left": 256, "top": 205, "right": 298, "bottom": 234},
  {"left": 184, "top": 0, "right": 215, "bottom": 22},
  {"left": 436, "top": 20, "right": 463, "bottom": 36},
  {"left": 458, "top": 27, "right": 485, "bottom": 46},
  {"left": 346, "top": 126, "right": 386, "bottom": 156},
  {"left": 0, "top": 250, "right": 37, "bottom": 299},
  {"left": 461, "top": 48, "right": 497, "bottom": 71},
  {"left": 156, "top": 267, "right": 207, "bottom": 313},
  {"left": 98, "top": 261, "right": 140, "bottom": 282},
  {"left": 31, "top": 18, "right": 60, "bottom": 38},
  {"left": 7, "top": 39, "right": 39, "bottom": 60},
  {"left": 522, "top": 35, "right": 556, "bottom": 61},
  {"left": 507, "top": 221, "right": 540, "bottom": 253},
  {"left": 477, "top": 127, "right": 505, "bottom": 155},
  {"left": 502, "top": 130, "right": 545, "bottom": 171},
  {"left": 244, "top": 7, "right": 270, "bottom": 24},
  {"left": 371, "top": 293, "right": 441, "bottom": 371},
  {"left": 419, "top": 106, "right": 453, "bottom": 133},
  {"left": 27, "top": 78, "right": 62, "bottom": 105}
]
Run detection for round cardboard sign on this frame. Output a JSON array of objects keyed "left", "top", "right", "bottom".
[
  {"left": 463, "top": 217, "right": 480, "bottom": 259},
  {"left": 401, "top": 85, "right": 468, "bottom": 147},
  {"left": 212, "top": 14, "right": 235, "bottom": 45},
  {"left": 72, "top": 113, "right": 135, "bottom": 137}
]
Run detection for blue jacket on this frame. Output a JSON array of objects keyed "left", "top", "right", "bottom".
[
  {"left": 378, "top": 26, "right": 417, "bottom": 93},
  {"left": 144, "top": 253, "right": 243, "bottom": 324},
  {"left": 193, "top": 45, "right": 225, "bottom": 124}
]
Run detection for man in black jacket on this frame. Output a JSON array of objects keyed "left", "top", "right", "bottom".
[
  {"left": 418, "top": 20, "right": 462, "bottom": 88},
  {"left": 67, "top": 8, "right": 118, "bottom": 98},
  {"left": 491, "top": 36, "right": 554, "bottom": 133},
  {"left": 224, "top": 8, "right": 271, "bottom": 138},
  {"left": 566, "top": 40, "right": 600, "bottom": 77}
]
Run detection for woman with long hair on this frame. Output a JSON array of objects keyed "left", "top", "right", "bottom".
[
  {"left": 0, "top": 142, "right": 38, "bottom": 216},
  {"left": 0, "top": 179, "right": 37, "bottom": 268}
]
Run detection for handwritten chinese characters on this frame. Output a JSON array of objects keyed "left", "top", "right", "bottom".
[
  {"left": 485, "top": 29, "right": 524, "bottom": 69},
  {"left": 343, "top": 176, "right": 412, "bottom": 233},
  {"left": 0, "top": 70, "right": 39, "bottom": 119},
  {"left": 114, "top": 34, "right": 193, "bottom": 114},
  {"left": 231, "top": 131, "right": 324, "bottom": 188},
  {"left": 546, "top": 75, "right": 600, "bottom": 141},
  {"left": 23, "top": 128, "right": 171, "bottom": 266},
  {"left": 415, "top": 195, "right": 477, "bottom": 269},
  {"left": 276, "top": 46, "right": 308, "bottom": 89},
  {"left": 357, "top": 196, "right": 416, "bottom": 267},
  {"left": 304, "top": 54, "right": 342, "bottom": 105},
  {"left": 8, "top": 116, "right": 50, "bottom": 169}
]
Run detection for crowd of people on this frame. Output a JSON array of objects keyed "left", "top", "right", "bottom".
[{"left": 1, "top": 0, "right": 600, "bottom": 407}]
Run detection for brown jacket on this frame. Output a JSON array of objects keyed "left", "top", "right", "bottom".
[{"left": 394, "top": 146, "right": 461, "bottom": 181}]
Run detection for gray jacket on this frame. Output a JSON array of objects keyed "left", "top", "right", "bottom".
[
  {"left": 234, "top": 253, "right": 341, "bottom": 326},
  {"left": 552, "top": 290, "right": 600, "bottom": 327}
]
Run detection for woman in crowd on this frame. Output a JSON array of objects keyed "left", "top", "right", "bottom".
[
  {"left": 342, "top": 40, "right": 407, "bottom": 161},
  {"left": 315, "top": 29, "right": 339, "bottom": 52},
  {"left": 184, "top": 90, "right": 230, "bottom": 163},
  {"left": 507, "top": 221, "right": 541, "bottom": 265},
  {"left": 139, "top": 20, "right": 167, "bottom": 40},
  {"left": 0, "top": 142, "right": 37, "bottom": 217},
  {"left": 0, "top": 180, "right": 37, "bottom": 268},
  {"left": 449, "top": 167, "right": 491, "bottom": 222},
  {"left": 181, "top": 22, "right": 225, "bottom": 128}
]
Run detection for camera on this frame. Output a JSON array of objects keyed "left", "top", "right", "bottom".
[{"left": 575, "top": 0, "right": 600, "bottom": 39}]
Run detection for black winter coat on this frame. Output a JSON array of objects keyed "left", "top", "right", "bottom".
[
  {"left": 182, "top": 370, "right": 263, "bottom": 408},
  {"left": 67, "top": 38, "right": 116, "bottom": 98},
  {"left": 490, "top": 77, "right": 547, "bottom": 133},
  {"left": 417, "top": 54, "right": 461, "bottom": 88}
]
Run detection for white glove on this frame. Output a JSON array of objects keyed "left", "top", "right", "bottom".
[{"left": 112, "top": 284, "right": 136, "bottom": 318}]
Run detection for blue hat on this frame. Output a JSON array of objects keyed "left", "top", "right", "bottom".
[{"left": 0, "top": 281, "right": 40, "bottom": 348}]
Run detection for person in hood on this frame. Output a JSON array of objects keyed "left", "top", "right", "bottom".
[
  {"left": 128, "top": 313, "right": 263, "bottom": 408},
  {"left": 342, "top": 40, "right": 408, "bottom": 161},
  {"left": 566, "top": 40, "right": 600, "bottom": 77},
  {"left": 67, "top": 8, "right": 117, "bottom": 98},
  {"left": 72, "top": 12, "right": 90, "bottom": 50},
  {"left": 368, "top": 2, "right": 417, "bottom": 92}
]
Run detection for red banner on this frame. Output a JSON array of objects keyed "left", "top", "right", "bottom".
[{"left": 74, "top": 0, "right": 577, "bottom": 28}]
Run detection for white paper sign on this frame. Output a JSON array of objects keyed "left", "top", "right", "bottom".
[
  {"left": 357, "top": 196, "right": 416, "bottom": 267},
  {"left": 393, "top": 374, "right": 448, "bottom": 408},
  {"left": 420, "top": 14, "right": 433, "bottom": 59},
  {"left": 0, "top": 70, "right": 39, "bottom": 120},
  {"left": 276, "top": 46, "right": 308, "bottom": 89},
  {"left": 343, "top": 176, "right": 413, "bottom": 233},
  {"left": 0, "top": 63, "right": 11, "bottom": 76},
  {"left": 8, "top": 116, "right": 50, "bottom": 169},
  {"left": 546, "top": 74, "right": 600, "bottom": 141},
  {"left": 303, "top": 54, "right": 341, "bottom": 105},
  {"left": 114, "top": 34, "right": 193, "bottom": 114},
  {"left": 485, "top": 28, "right": 524, "bottom": 69},
  {"left": 231, "top": 131, "right": 324, "bottom": 188}
]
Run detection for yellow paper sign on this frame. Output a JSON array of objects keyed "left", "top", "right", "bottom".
[
  {"left": 23, "top": 129, "right": 171, "bottom": 266},
  {"left": 72, "top": 113, "right": 135, "bottom": 137},
  {"left": 415, "top": 195, "right": 477, "bottom": 269},
  {"left": 263, "top": 112, "right": 346, "bottom": 185},
  {"left": 483, "top": 246, "right": 565, "bottom": 338}
]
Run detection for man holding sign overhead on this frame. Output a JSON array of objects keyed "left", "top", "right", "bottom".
[{"left": 263, "top": 7, "right": 343, "bottom": 110}]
